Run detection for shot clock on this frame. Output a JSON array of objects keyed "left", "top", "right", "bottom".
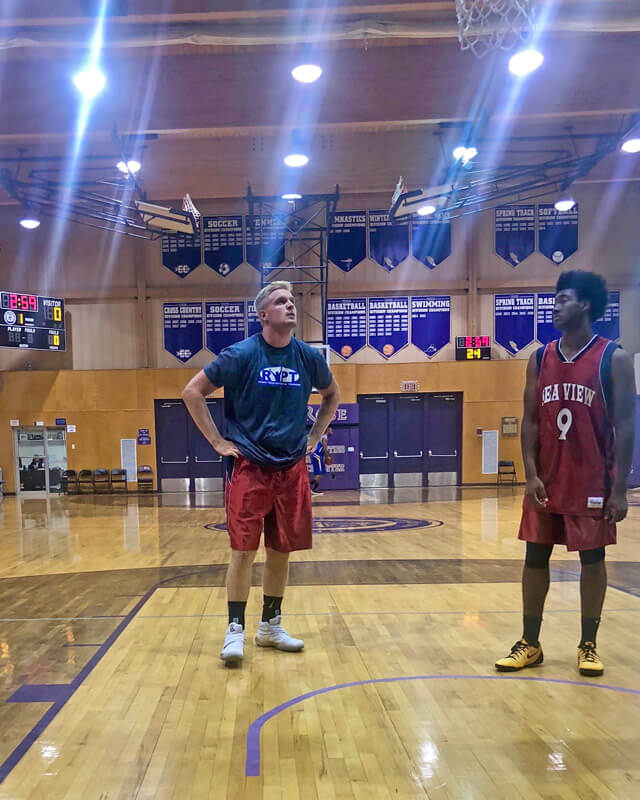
[
  {"left": 455, "top": 335, "right": 491, "bottom": 361},
  {"left": 0, "top": 291, "right": 65, "bottom": 351}
]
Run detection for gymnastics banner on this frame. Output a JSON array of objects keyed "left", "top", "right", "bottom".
[
  {"left": 163, "top": 302, "right": 203, "bottom": 363},
  {"left": 205, "top": 301, "right": 246, "bottom": 355},
  {"left": 327, "top": 298, "right": 367, "bottom": 360},
  {"left": 494, "top": 294, "right": 535, "bottom": 355},
  {"left": 367, "top": 296, "right": 409, "bottom": 358},
  {"left": 368, "top": 210, "right": 409, "bottom": 271},
  {"left": 328, "top": 211, "right": 367, "bottom": 272},
  {"left": 202, "top": 215, "right": 244, "bottom": 277},
  {"left": 411, "top": 296, "right": 451, "bottom": 357},
  {"left": 495, "top": 206, "right": 535, "bottom": 267},
  {"left": 538, "top": 204, "right": 579, "bottom": 264}
]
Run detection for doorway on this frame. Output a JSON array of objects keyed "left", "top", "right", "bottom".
[{"left": 14, "top": 426, "right": 68, "bottom": 496}]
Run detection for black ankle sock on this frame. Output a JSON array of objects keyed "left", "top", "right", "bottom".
[
  {"left": 580, "top": 617, "right": 600, "bottom": 646},
  {"left": 522, "top": 615, "right": 542, "bottom": 646},
  {"left": 228, "top": 601, "right": 246, "bottom": 627},
  {"left": 262, "top": 595, "right": 282, "bottom": 622}
]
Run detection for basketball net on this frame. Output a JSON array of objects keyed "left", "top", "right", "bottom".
[
  {"left": 455, "top": 0, "right": 535, "bottom": 58},
  {"left": 182, "top": 193, "right": 201, "bottom": 233}
]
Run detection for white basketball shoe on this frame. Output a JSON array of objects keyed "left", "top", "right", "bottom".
[
  {"left": 220, "top": 622, "right": 245, "bottom": 663},
  {"left": 255, "top": 615, "right": 304, "bottom": 652}
]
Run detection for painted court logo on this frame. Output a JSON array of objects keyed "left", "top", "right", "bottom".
[
  {"left": 206, "top": 517, "right": 443, "bottom": 534},
  {"left": 258, "top": 366, "right": 301, "bottom": 386}
]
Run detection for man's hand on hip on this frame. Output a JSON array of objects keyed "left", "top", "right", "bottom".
[
  {"left": 212, "top": 438, "right": 240, "bottom": 458},
  {"left": 306, "top": 434, "right": 320, "bottom": 455}
]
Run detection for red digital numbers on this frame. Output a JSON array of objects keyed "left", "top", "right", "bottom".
[
  {"left": 9, "top": 293, "right": 18, "bottom": 309},
  {"left": 9, "top": 293, "right": 37, "bottom": 311}
]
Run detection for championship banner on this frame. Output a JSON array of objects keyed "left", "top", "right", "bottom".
[
  {"left": 163, "top": 302, "right": 203, "bottom": 363},
  {"left": 327, "top": 298, "right": 367, "bottom": 360},
  {"left": 367, "top": 296, "right": 409, "bottom": 358},
  {"left": 536, "top": 292, "right": 557, "bottom": 346},
  {"left": 328, "top": 211, "right": 367, "bottom": 272},
  {"left": 538, "top": 204, "right": 579, "bottom": 264},
  {"left": 368, "top": 210, "right": 409, "bottom": 271},
  {"left": 410, "top": 296, "right": 451, "bottom": 357},
  {"left": 593, "top": 291, "right": 620, "bottom": 340},
  {"left": 161, "top": 232, "right": 201, "bottom": 278},
  {"left": 247, "top": 300, "right": 261, "bottom": 337},
  {"left": 494, "top": 294, "right": 535, "bottom": 355},
  {"left": 411, "top": 216, "right": 451, "bottom": 269},
  {"left": 205, "top": 301, "right": 245, "bottom": 355},
  {"left": 246, "top": 214, "right": 287, "bottom": 274},
  {"left": 495, "top": 206, "right": 535, "bottom": 267},
  {"left": 202, "top": 215, "right": 244, "bottom": 277}
]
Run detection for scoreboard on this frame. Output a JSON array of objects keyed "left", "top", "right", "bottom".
[
  {"left": 455, "top": 335, "right": 491, "bottom": 361},
  {"left": 0, "top": 291, "right": 66, "bottom": 351}
]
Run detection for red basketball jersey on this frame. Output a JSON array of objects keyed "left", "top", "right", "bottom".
[{"left": 536, "top": 335, "right": 617, "bottom": 516}]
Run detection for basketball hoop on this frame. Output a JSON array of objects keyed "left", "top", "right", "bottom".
[
  {"left": 182, "top": 193, "right": 201, "bottom": 233},
  {"left": 455, "top": 0, "right": 535, "bottom": 58}
]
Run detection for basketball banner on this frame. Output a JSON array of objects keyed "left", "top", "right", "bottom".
[
  {"left": 536, "top": 292, "right": 557, "bottom": 345},
  {"left": 368, "top": 210, "right": 409, "bottom": 271},
  {"left": 495, "top": 206, "right": 535, "bottom": 267},
  {"left": 161, "top": 232, "right": 201, "bottom": 278},
  {"left": 593, "top": 291, "right": 620, "bottom": 340},
  {"left": 163, "top": 302, "right": 203, "bottom": 363},
  {"left": 247, "top": 300, "right": 261, "bottom": 337},
  {"left": 246, "top": 214, "right": 287, "bottom": 274},
  {"left": 202, "top": 216, "right": 244, "bottom": 277},
  {"left": 410, "top": 296, "right": 451, "bottom": 357},
  {"left": 327, "top": 298, "right": 367, "bottom": 360},
  {"left": 328, "top": 211, "right": 367, "bottom": 272},
  {"left": 205, "top": 301, "right": 245, "bottom": 355},
  {"left": 538, "top": 204, "right": 579, "bottom": 264},
  {"left": 411, "top": 216, "right": 451, "bottom": 269},
  {"left": 367, "top": 296, "right": 409, "bottom": 358},
  {"left": 494, "top": 294, "right": 535, "bottom": 355}
]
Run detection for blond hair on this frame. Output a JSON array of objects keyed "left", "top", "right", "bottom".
[{"left": 254, "top": 281, "right": 293, "bottom": 315}]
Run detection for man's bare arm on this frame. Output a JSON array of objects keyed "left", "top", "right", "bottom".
[
  {"left": 605, "top": 348, "right": 636, "bottom": 523},
  {"left": 181, "top": 370, "right": 240, "bottom": 458},
  {"left": 306, "top": 378, "right": 341, "bottom": 454},
  {"left": 521, "top": 351, "right": 548, "bottom": 508}
]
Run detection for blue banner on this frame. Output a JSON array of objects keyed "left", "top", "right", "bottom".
[
  {"left": 137, "top": 428, "right": 151, "bottom": 445},
  {"left": 368, "top": 210, "right": 409, "bottom": 271},
  {"left": 495, "top": 206, "right": 535, "bottom": 267},
  {"left": 205, "top": 301, "right": 246, "bottom": 355},
  {"left": 327, "top": 298, "right": 367, "bottom": 359},
  {"left": 411, "top": 296, "right": 451, "bottom": 357},
  {"left": 247, "top": 300, "right": 261, "bottom": 337},
  {"left": 495, "top": 294, "right": 535, "bottom": 355},
  {"left": 328, "top": 211, "right": 367, "bottom": 272},
  {"left": 538, "top": 204, "right": 579, "bottom": 264},
  {"left": 593, "top": 291, "right": 620, "bottom": 340},
  {"left": 411, "top": 216, "right": 451, "bottom": 269},
  {"left": 202, "top": 215, "right": 244, "bottom": 277},
  {"left": 368, "top": 296, "right": 409, "bottom": 358},
  {"left": 161, "top": 232, "right": 201, "bottom": 278},
  {"left": 536, "top": 292, "right": 557, "bottom": 346},
  {"left": 246, "top": 214, "right": 286, "bottom": 274},
  {"left": 163, "top": 302, "right": 203, "bottom": 363}
]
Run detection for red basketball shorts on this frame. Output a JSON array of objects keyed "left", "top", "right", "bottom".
[
  {"left": 518, "top": 498, "right": 616, "bottom": 552},
  {"left": 224, "top": 455, "right": 313, "bottom": 553}
]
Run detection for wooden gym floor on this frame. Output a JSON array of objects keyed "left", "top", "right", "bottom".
[{"left": 0, "top": 486, "right": 638, "bottom": 799}]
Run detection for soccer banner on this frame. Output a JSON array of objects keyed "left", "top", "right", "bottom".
[
  {"left": 538, "top": 204, "right": 579, "bottom": 264},
  {"left": 494, "top": 294, "right": 535, "bottom": 355},
  {"left": 368, "top": 210, "right": 409, "bottom": 271},
  {"left": 161, "top": 232, "right": 201, "bottom": 278},
  {"left": 327, "top": 298, "right": 367, "bottom": 360},
  {"left": 328, "top": 212, "right": 367, "bottom": 272},
  {"left": 205, "top": 301, "right": 245, "bottom": 355},
  {"left": 163, "top": 302, "right": 203, "bottom": 363},
  {"left": 495, "top": 206, "right": 535, "bottom": 267},
  {"left": 202, "top": 215, "right": 244, "bottom": 277},
  {"left": 411, "top": 216, "right": 451, "bottom": 269},
  {"left": 367, "top": 296, "right": 409, "bottom": 358},
  {"left": 411, "top": 296, "right": 451, "bottom": 357}
]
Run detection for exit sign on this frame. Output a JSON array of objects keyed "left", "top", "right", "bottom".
[{"left": 401, "top": 381, "right": 419, "bottom": 392}]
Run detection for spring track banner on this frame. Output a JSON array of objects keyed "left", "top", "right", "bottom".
[
  {"left": 245, "top": 214, "right": 286, "bottom": 274},
  {"left": 367, "top": 296, "right": 409, "bottom": 358},
  {"left": 411, "top": 215, "right": 451, "bottom": 269},
  {"left": 495, "top": 206, "right": 535, "bottom": 267},
  {"left": 202, "top": 216, "right": 244, "bottom": 277},
  {"left": 161, "top": 232, "right": 201, "bottom": 278},
  {"left": 163, "top": 302, "right": 203, "bottom": 363},
  {"left": 368, "top": 210, "right": 409, "bottom": 271},
  {"left": 410, "top": 296, "right": 451, "bottom": 357},
  {"left": 205, "top": 301, "right": 245, "bottom": 355},
  {"left": 494, "top": 294, "right": 535, "bottom": 355},
  {"left": 328, "top": 212, "right": 367, "bottom": 272},
  {"left": 538, "top": 204, "right": 579, "bottom": 264},
  {"left": 327, "top": 298, "right": 367, "bottom": 360},
  {"left": 593, "top": 291, "right": 620, "bottom": 340}
]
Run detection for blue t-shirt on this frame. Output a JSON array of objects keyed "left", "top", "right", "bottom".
[{"left": 204, "top": 334, "right": 333, "bottom": 468}]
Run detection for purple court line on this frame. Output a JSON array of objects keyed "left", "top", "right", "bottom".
[
  {"left": 0, "top": 568, "right": 212, "bottom": 785},
  {"left": 245, "top": 674, "right": 640, "bottom": 777}
]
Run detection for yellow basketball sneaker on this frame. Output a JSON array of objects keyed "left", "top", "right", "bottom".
[
  {"left": 495, "top": 639, "right": 543, "bottom": 672},
  {"left": 577, "top": 642, "right": 604, "bottom": 676}
]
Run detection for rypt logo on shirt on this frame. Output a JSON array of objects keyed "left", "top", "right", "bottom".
[{"left": 258, "top": 366, "right": 301, "bottom": 386}]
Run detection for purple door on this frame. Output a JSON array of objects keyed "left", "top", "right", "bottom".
[
  {"left": 390, "top": 394, "right": 425, "bottom": 486},
  {"left": 324, "top": 426, "right": 359, "bottom": 490},
  {"left": 425, "top": 393, "right": 461, "bottom": 485},
  {"left": 155, "top": 400, "right": 190, "bottom": 491},
  {"left": 358, "top": 396, "right": 390, "bottom": 487},
  {"left": 188, "top": 399, "right": 224, "bottom": 491}
]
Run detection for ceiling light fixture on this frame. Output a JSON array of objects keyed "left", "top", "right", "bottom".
[
  {"left": 291, "top": 64, "right": 322, "bottom": 84},
  {"left": 509, "top": 48, "right": 544, "bottom": 77}
]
